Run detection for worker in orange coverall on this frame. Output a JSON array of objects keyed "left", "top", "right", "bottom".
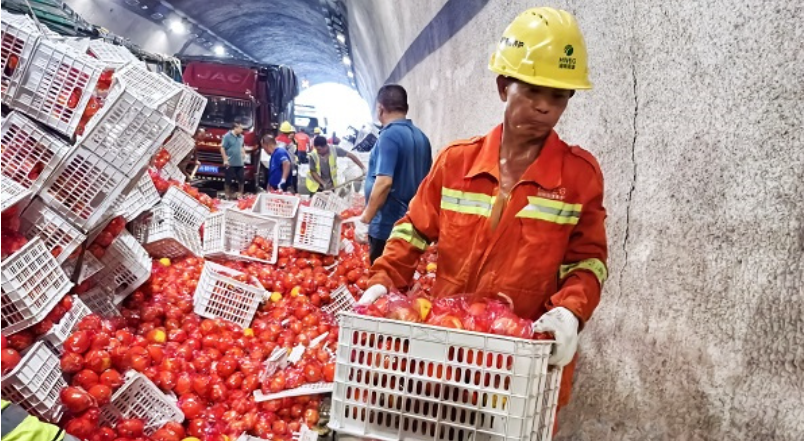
[{"left": 359, "top": 7, "right": 608, "bottom": 412}]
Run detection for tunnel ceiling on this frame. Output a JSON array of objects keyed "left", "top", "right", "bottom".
[{"left": 167, "top": 0, "right": 350, "bottom": 86}]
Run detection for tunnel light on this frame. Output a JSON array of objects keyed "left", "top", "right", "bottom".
[
  {"left": 347, "top": 71, "right": 354, "bottom": 78},
  {"left": 169, "top": 19, "right": 186, "bottom": 34},
  {"left": 336, "top": 33, "right": 346, "bottom": 44},
  {"left": 342, "top": 56, "right": 351, "bottom": 66},
  {"left": 213, "top": 44, "right": 226, "bottom": 56}
]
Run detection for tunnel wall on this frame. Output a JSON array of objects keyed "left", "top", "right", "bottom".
[{"left": 347, "top": 1, "right": 804, "bottom": 439}]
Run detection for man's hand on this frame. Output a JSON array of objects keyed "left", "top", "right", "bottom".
[
  {"left": 357, "top": 285, "right": 387, "bottom": 305},
  {"left": 354, "top": 220, "right": 369, "bottom": 244},
  {"left": 532, "top": 307, "right": 579, "bottom": 367},
  {"left": 223, "top": 158, "right": 230, "bottom": 168}
]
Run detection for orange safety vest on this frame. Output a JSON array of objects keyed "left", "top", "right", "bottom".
[{"left": 369, "top": 123, "right": 608, "bottom": 407}]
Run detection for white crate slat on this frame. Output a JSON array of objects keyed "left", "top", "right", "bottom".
[
  {"left": 1, "top": 13, "right": 41, "bottom": 104},
  {"left": 42, "top": 296, "right": 91, "bottom": 354},
  {"left": 130, "top": 204, "right": 202, "bottom": 259},
  {"left": 1, "top": 175, "right": 32, "bottom": 213},
  {"left": 87, "top": 40, "right": 138, "bottom": 69},
  {"left": 19, "top": 198, "right": 86, "bottom": 264},
  {"left": 203, "top": 209, "right": 279, "bottom": 264},
  {"left": 293, "top": 206, "right": 342, "bottom": 256},
  {"left": 162, "top": 129, "right": 195, "bottom": 165},
  {"left": 94, "top": 231, "right": 151, "bottom": 305},
  {"left": 161, "top": 185, "right": 209, "bottom": 230},
  {"left": 193, "top": 261, "right": 265, "bottom": 328},
  {"left": 100, "top": 372, "right": 184, "bottom": 435},
  {"left": 0, "top": 341, "right": 66, "bottom": 422}
]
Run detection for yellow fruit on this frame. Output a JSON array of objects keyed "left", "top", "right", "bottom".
[
  {"left": 426, "top": 262, "right": 437, "bottom": 273},
  {"left": 270, "top": 292, "right": 282, "bottom": 302},
  {"left": 290, "top": 286, "right": 301, "bottom": 297},
  {"left": 159, "top": 257, "right": 171, "bottom": 266},
  {"left": 413, "top": 298, "right": 432, "bottom": 321},
  {"left": 243, "top": 328, "right": 255, "bottom": 337},
  {"left": 182, "top": 438, "right": 202, "bottom": 441}
]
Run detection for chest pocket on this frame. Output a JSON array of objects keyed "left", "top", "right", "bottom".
[
  {"left": 510, "top": 196, "right": 579, "bottom": 276},
  {"left": 438, "top": 187, "right": 492, "bottom": 283}
]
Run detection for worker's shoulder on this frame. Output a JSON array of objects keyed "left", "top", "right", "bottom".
[
  {"left": 440, "top": 136, "right": 484, "bottom": 153},
  {"left": 565, "top": 144, "right": 603, "bottom": 179}
]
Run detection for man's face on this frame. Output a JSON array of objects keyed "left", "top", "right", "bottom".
[
  {"left": 315, "top": 144, "right": 330, "bottom": 156},
  {"left": 233, "top": 125, "right": 244, "bottom": 135},
  {"left": 497, "top": 77, "right": 572, "bottom": 139},
  {"left": 262, "top": 141, "right": 275, "bottom": 153}
]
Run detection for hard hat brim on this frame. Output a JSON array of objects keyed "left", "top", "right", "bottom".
[{"left": 490, "top": 67, "right": 593, "bottom": 91}]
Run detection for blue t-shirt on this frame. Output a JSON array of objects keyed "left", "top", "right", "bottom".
[
  {"left": 364, "top": 119, "right": 432, "bottom": 240},
  {"left": 222, "top": 131, "right": 244, "bottom": 166},
  {"left": 267, "top": 147, "right": 291, "bottom": 190}
]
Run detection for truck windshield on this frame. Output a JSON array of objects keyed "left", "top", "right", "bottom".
[{"left": 200, "top": 96, "right": 254, "bottom": 129}]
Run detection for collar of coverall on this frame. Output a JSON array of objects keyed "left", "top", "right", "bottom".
[{"left": 465, "top": 123, "right": 564, "bottom": 190}]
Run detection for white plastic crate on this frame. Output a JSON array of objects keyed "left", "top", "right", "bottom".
[
  {"left": 1, "top": 111, "right": 74, "bottom": 192},
  {"left": 293, "top": 206, "right": 342, "bottom": 256},
  {"left": 203, "top": 209, "right": 279, "bottom": 264},
  {"left": 320, "top": 286, "right": 356, "bottom": 322},
  {"left": 78, "top": 285, "right": 120, "bottom": 317},
  {"left": 131, "top": 204, "right": 202, "bottom": 258},
  {"left": 238, "top": 426, "right": 318, "bottom": 441},
  {"left": 39, "top": 145, "right": 132, "bottom": 232},
  {"left": 0, "top": 341, "right": 66, "bottom": 422},
  {"left": 193, "top": 261, "right": 266, "bottom": 328},
  {"left": 114, "top": 63, "right": 207, "bottom": 133},
  {"left": 94, "top": 231, "right": 151, "bottom": 304},
  {"left": 100, "top": 371, "right": 184, "bottom": 435},
  {"left": 1, "top": 13, "right": 40, "bottom": 104},
  {"left": 273, "top": 216, "right": 295, "bottom": 247},
  {"left": 87, "top": 40, "right": 137, "bottom": 69},
  {"left": 329, "top": 313, "right": 562, "bottom": 441},
  {"left": 20, "top": 198, "right": 86, "bottom": 264},
  {"left": 161, "top": 185, "right": 209, "bottom": 229},
  {"left": 252, "top": 193, "right": 301, "bottom": 218},
  {"left": 112, "top": 172, "right": 161, "bottom": 221},
  {"left": 53, "top": 36, "right": 90, "bottom": 54},
  {"left": 78, "top": 84, "right": 175, "bottom": 175},
  {"left": 9, "top": 38, "right": 104, "bottom": 137},
  {"left": 1, "top": 237, "right": 73, "bottom": 335},
  {"left": 1, "top": 174, "right": 32, "bottom": 213},
  {"left": 162, "top": 129, "right": 195, "bottom": 165},
  {"left": 311, "top": 191, "right": 351, "bottom": 216},
  {"left": 42, "top": 296, "right": 91, "bottom": 354}
]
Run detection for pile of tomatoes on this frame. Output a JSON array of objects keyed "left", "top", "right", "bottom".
[{"left": 1, "top": 204, "right": 28, "bottom": 259}]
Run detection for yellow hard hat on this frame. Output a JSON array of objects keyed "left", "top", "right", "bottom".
[
  {"left": 489, "top": 7, "right": 592, "bottom": 90},
  {"left": 279, "top": 121, "right": 295, "bottom": 133},
  {"left": 313, "top": 127, "right": 322, "bottom": 134}
]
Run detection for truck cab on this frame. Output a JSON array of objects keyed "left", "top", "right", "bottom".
[{"left": 180, "top": 57, "right": 298, "bottom": 192}]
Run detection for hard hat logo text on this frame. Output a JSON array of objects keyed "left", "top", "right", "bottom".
[
  {"left": 558, "top": 57, "right": 577, "bottom": 70},
  {"left": 499, "top": 37, "right": 525, "bottom": 48}
]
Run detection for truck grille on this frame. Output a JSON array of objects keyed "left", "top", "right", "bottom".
[{"left": 197, "top": 151, "right": 223, "bottom": 163}]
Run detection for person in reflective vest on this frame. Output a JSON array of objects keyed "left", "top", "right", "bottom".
[
  {"left": 359, "top": 7, "right": 608, "bottom": 414},
  {"left": 306, "top": 136, "right": 365, "bottom": 193},
  {"left": 1, "top": 399, "right": 79, "bottom": 441}
]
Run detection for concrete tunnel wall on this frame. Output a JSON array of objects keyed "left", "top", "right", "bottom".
[{"left": 346, "top": 1, "right": 803, "bottom": 440}]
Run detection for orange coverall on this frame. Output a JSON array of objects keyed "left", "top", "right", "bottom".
[{"left": 369, "top": 123, "right": 608, "bottom": 406}]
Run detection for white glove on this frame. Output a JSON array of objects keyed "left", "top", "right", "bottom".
[
  {"left": 357, "top": 284, "right": 387, "bottom": 305},
  {"left": 354, "top": 221, "right": 369, "bottom": 244},
  {"left": 532, "top": 307, "right": 579, "bottom": 367}
]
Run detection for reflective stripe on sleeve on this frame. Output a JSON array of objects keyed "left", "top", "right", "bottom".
[
  {"left": 559, "top": 258, "right": 608, "bottom": 285},
  {"left": 517, "top": 196, "right": 582, "bottom": 225},
  {"left": 440, "top": 187, "right": 495, "bottom": 217},
  {"left": 388, "top": 223, "right": 428, "bottom": 251}
]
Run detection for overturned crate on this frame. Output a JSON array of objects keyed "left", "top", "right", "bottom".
[
  {"left": 20, "top": 197, "right": 86, "bottom": 264},
  {"left": 1, "top": 341, "right": 67, "bottom": 422},
  {"left": 161, "top": 185, "right": 210, "bottom": 230},
  {"left": 1, "top": 13, "right": 40, "bottom": 104},
  {"left": 0, "top": 111, "right": 73, "bottom": 192},
  {"left": 93, "top": 231, "right": 151, "bottom": 305},
  {"left": 203, "top": 209, "right": 279, "bottom": 264},
  {"left": 193, "top": 261, "right": 266, "bottom": 328},
  {"left": 131, "top": 204, "right": 202, "bottom": 259},
  {"left": 293, "top": 206, "right": 342, "bottom": 256}
]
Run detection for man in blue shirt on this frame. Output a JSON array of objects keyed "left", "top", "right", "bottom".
[
  {"left": 261, "top": 133, "right": 291, "bottom": 191},
  {"left": 220, "top": 121, "right": 245, "bottom": 199},
  {"left": 360, "top": 85, "right": 432, "bottom": 263}
]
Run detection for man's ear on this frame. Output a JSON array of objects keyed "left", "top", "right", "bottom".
[{"left": 496, "top": 75, "right": 510, "bottom": 102}]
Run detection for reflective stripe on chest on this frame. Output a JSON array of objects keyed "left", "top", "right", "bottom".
[
  {"left": 440, "top": 187, "right": 496, "bottom": 217},
  {"left": 516, "top": 196, "right": 582, "bottom": 225}
]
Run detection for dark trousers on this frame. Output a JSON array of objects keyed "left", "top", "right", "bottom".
[
  {"left": 225, "top": 165, "right": 244, "bottom": 189},
  {"left": 369, "top": 236, "right": 387, "bottom": 265}
]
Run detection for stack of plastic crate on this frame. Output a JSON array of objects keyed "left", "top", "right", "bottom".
[
  {"left": 1, "top": 13, "right": 40, "bottom": 104},
  {"left": 114, "top": 62, "right": 207, "bottom": 134},
  {"left": 203, "top": 209, "right": 279, "bottom": 264},
  {"left": 130, "top": 204, "right": 202, "bottom": 259}
]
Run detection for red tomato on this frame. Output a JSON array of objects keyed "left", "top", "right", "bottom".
[
  {"left": 72, "top": 369, "right": 100, "bottom": 390},
  {"left": 60, "top": 386, "right": 96, "bottom": 413},
  {"left": 65, "top": 417, "right": 96, "bottom": 439},
  {"left": 65, "top": 331, "right": 92, "bottom": 354},
  {"left": 323, "top": 362, "right": 336, "bottom": 382},
  {"left": 1, "top": 348, "right": 21, "bottom": 374},
  {"left": 178, "top": 394, "right": 204, "bottom": 419},
  {"left": 304, "top": 408, "right": 320, "bottom": 427},
  {"left": 84, "top": 350, "right": 112, "bottom": 374},
  {"left": 100, "top": 369, "right": 124, "bottom": 389},
  {"left": 88, "top": 384, "right": 112, "bottom": 406},
  {"left": 303, "top": 362, "right": 323, "bottom": 383},
  {"left": 116, "top": 418, "right": 145, "bottom": 438},
  {"left": 60, "top": 352, "right": 84, "bottom": 374}
]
